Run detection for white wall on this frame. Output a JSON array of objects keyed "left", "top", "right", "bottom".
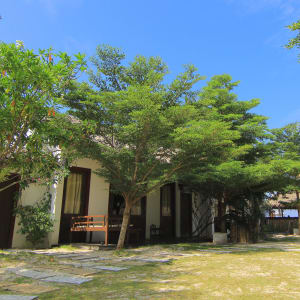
[
  {"left": 191, "top": 193, "right": 213, "bottom": 240},
  {"left": 175, "top": 183, "right": 181, "bottom": 238},
  {"left": 145, "top": 188, "right": 160, "bottom": 239},
  {"left": 145, "top": 183, "right": 181, "bottom": 239},
  {"left": 63, "top": 158, "right": 110, "bottom": 244},
  {"left": 11, "top": 160, "right": 188, "bottom": 247},
  {"left": 12, "top": 158, "right": 110, "bottom": 248},
  {"left": 12, "top": 184, "right": 48, "bottom": 248}
]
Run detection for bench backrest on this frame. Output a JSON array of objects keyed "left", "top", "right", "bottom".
[{"left": 71, "top": 215, "right": 108, "bottom": 229}]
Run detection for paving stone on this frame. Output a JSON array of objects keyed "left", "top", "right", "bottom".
[
  {"left": 0, "top": 296, "right": 38, "bottom": 300},
  {"left": 57, "top": 267, "right": 100, "bottom": 276},
  {"left": 222, "top": 247, "right": 258, "bottom": 251},
  {"left": 0, "top": 282, "right": 15, "bottom": 288},
  {"left": 3, "top": 283, "right": 59, "bottom": 294},
  {"left": 30, "top": 251, "right": 50, "bottom": 254},
  {"left": 73, "top": 257, "right": 110, "bottom": 262},
  {"left": 69, "top": 255, "right": 100, "bottom": 261},
  {"left": 283, "top": 249, "right": 300, "bottom": 252},
  {"left": 0, "top": 273, "right": 19, "bottom": 282},
  {"left": 137, "top": 258, "right": 172, "bottom": 263},
  {"left": 91, "top": 266, "right": 128, "bottom": 272},
  {"left": 57, "top": 262, "right": 83, "bottom": 268},
  {"left": 34, "top": 252, "right": 76, "bottom": 256},
  {"left": 173, "top": 253, "right": 207, "bottom": 258},
  {"left": 121, "top": 257, "right": 171, "bottom": 263},
  {"left": 41, "top": 275, "right": 92, "bottom": 284},
  {"left": 196, "top": 249, "right": 233, "bottom": 253},
  {"left": 6, "top": 268, "right": 57, "bottom": 279},
  {"left": 53, "top": 254, "right": 82, "bottom": 259}
]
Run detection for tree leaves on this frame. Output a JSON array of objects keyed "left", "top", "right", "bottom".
[{"left": 0, "top": 42, "right": 86, "bottom": 190}]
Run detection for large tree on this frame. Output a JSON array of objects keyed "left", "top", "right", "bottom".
[
  {"left": 179, "top": 75, "right": 300, "bottom": 242},
  {"left": 66, "top": 46, "right": 239, "bottom": 249},
  {"left": 0, "top": 42, "right": 85, "bottom": 191}
]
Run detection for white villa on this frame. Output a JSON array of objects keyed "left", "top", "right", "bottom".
[{"left": 0, "top": 158, "right": 213, "bottom": 249}]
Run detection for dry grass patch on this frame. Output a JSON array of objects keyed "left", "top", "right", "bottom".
[{"left": 2, "top": 239, "right": 300, "bottom": 299}]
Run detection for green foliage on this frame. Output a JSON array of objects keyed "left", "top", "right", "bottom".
[
  {"left": 66, "top": 46, "right": 237, "bottom": 201},
  {"left": 15, "top": 192, "right": 54, "bottom": 246},
  {"left": 65, "top": 46, "right": 240, "bottom": 248},
  {"left": 286, "top": 20, "right": 300, "bottom": 61},
  {"left": 0, "top": 42, "right": 86, "bottom": 191},
  {"left": 268, "top": 122, "right": 300, "bottom": 194},
  {"left": 179, "top": 75, "right": 300, "bottom": 240}
]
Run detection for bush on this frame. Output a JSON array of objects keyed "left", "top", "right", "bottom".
[{"left": 15, "top": 192, "right": 54, "bottom": 246}]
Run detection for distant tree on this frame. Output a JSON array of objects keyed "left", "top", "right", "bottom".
[
  {"left": 271, "top": 122, "right": 300, "bottom": 231},
  {"left": 66, "top": 46, "right": 239, "bottom": 249},
  {"left": 0, "top": 42, "right": 85, "bottom": 192}
]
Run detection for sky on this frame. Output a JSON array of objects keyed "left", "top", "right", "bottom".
[{"left": 1, "top": 0, "right": 299, "bottom": 128}]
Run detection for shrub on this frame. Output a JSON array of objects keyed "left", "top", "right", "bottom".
[{"left": 15, "top": 192, "right": 54, "bottom": 246}]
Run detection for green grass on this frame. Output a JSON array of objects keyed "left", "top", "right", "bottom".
[
  {"left": 39, "top": 249, "right": 300, "bottom": 299},
  {"left": 264, "top": 235, "right": 300, "bottom": 243},
  {"left": 52, "top": 244, "right": 80, "bottom": 251},
  {"left": 2, "top": 239, "right": 300, "bottom": 299}
]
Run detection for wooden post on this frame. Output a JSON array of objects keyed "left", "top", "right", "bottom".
[
  {"left": 69, "top": 217, "right": 73, "bottom": 244},
  {"left": 105, "top": 215, "right": 108, "bottom": 246}
]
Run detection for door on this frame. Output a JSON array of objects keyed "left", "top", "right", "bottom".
[
  {"left": 160, "top": 183, "right": 176, "bottom": 239},
  {"left": 59, "top": 167, "right": 91, "bottom": 243},
  {"left": 180, "top": 192, "right": 192, "bottom": 238},
  {"left": 108, "top": 191, "right": 147, "bottom": 244},
  {"left": 0, "top": 176, "right": 18, "bottom": 249},
  {"left": 130, "top": 197, "right": 146, "bottom": 243}
]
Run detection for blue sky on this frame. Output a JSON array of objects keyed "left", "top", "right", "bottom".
[{"left": 1, "top": 0, "right": 299, "bottom": 128}]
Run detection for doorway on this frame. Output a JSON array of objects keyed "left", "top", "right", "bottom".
[
  {"left": 59, "top": 167, "right": 91, "bottom": 243},
  {"left": 108, "top": 192, "right": 147, "bottom": 244},
  {"left": 0, "top": 176, "right": 18, "bottom": 249},
  {"left": 180, "top": 192, "right": 192, "bottom": 238},
  {"left": 160, "top": 183, "right": 176, "bottom": 239}
]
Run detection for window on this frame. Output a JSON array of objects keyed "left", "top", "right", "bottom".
[
  {"left": 131, "top": 199, "right": 142, "bottom": 216},
  {"left": 161, "top": 185, "right": 171, "bottom": 216},
  {"left": 110, "top": 194, "right": 125, "bottom": 216},
  {"left": 64, "top": 172, "right": 85, "bottom": 214}
]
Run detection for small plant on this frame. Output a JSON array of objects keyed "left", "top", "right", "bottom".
[{"left": 15, "top": 192, "right": 54, "bottom": 246}]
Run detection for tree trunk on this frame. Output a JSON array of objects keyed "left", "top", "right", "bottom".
[
  {"left": 219, "top": 200, "right": 226, "bottom": 233},
  {"left": 116, "top": 202, "right": 131, "bottom": 250},
  {"left": 296, "top": 191, "right": 300, "bottom": 233},
  {"left": 298, "top": 203, "right": 300, "bottom": 233}
]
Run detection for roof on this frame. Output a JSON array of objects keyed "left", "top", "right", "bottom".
[{"left": 267, "top": 192, "right": 299, "bottom": 209}]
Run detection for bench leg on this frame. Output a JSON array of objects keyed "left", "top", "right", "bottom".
[
  {"left": 105, "top": 230, "right": 108, "bottom": 246},
  {"left": 126, "top": 231, "right": 130, "bottom": 246}
]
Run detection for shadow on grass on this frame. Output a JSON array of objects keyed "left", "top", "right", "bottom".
[{"left": 263, "top": 235, "right": 300, "bottom": 243}]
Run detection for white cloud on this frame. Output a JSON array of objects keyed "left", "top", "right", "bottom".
[
  {"left": 224, "top": 0, "right": 300, "bottom": 20},
  {"left": 280, "top": 108, "right": 300, "bottom": 127},
  {"left": 25, "top": 0, "right": 84, "bottom": 16},
  {"left": 42, "top": 0, "right": 57, "bottom": 15}
]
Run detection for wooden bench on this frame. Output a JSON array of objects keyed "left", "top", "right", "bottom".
[
  {"left": 70, "top": 215, "right": 141, "bottom": 246},
  {"left": 150, "top": 224, "right": 162, "bottom": 243}
]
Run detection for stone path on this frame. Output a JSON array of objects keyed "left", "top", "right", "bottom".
[
  {"left": 2, "top": 239, "right": 300, "bottom": 298},
  {"left": 0, "top": 249, "right": 132, "bottom": 298},
  {"left": 4, "top": 283, "right": 58, "bottom": 295},
  {"left": 0, "top": 296, "right": 38, "bottom": 300}
]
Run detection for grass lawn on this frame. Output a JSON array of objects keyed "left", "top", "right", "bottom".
[{"left": 1, "top": 236, "right": 300, "bottom": 299}]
